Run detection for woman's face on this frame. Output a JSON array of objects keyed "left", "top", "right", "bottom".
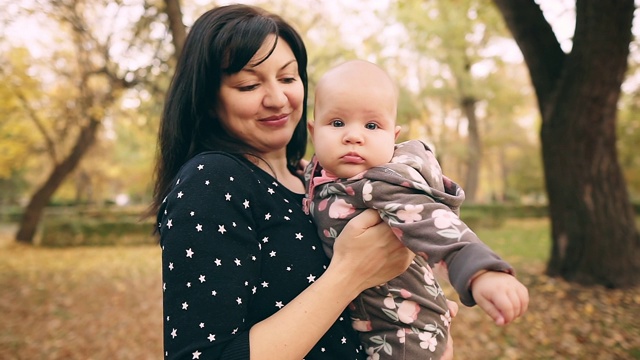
[{"left": 217, "top": 35, "right": 304, "bottom": 157}]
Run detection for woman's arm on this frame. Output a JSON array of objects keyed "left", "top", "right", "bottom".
[{"left": 249, "top": 209, "right": 414, "bottom": 359}]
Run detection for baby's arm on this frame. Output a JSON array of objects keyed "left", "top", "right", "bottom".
[{"left": 469, "top": 270, "right": 529, "bottom": 325}]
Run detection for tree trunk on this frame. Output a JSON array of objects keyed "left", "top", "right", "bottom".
[
  {"left": 16, "top": 119, "right": 100, "bottom": 244},
  {"left": 462, "top": 96, "right": 481, "bottom": 203},
  {"left": 163, "top": 0, "right": 186, "bottom": 60},
  {"left": 493, "top": 0, "right": 640, "bottom": 287}
]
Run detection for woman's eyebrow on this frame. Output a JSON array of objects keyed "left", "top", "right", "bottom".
[{"left": 245, "top": 58, "right": 297, "bottom": 71}]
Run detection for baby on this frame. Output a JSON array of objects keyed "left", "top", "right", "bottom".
[{"left": 304, "top": 60, "right": 529, "bottom": 359}]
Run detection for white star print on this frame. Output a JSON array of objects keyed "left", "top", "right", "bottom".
[
  {"left": 307, "top": 274, "right": 316, "bottom": 283},
  {"left": 169, "top": 262, "right": 174, "bottom": 270},
  {"left": 192, "top": 350, "right": 201, "bottom": 359},
  {"left": 214, "top": 259, "right": 222, "bottom": 266},
  {"left": 177, "top": 191, "right": 184, "bottom": 198},
  {"left": 295, "top": 233, "right": 303, "bottom": 240},
  {"left": 251, "top": 255, "right": 256, "bottom": 261},
  {"left": 261, "top": 281, "right": 269, "bottom": 288},
  {"left": 197, "top": 164, "right": 204, "bottom": 170},
  {"left": 186, "top": 248, "right": 194, "bottom": 258},
  {"left": 196, "top": 224, "right": 203, "bottom": 232},
  {"left": 236, "top": 297, "right": 242, "bottom": 305},
  {"left": 269, "top": 251, "right": 276, "bottom": 257},
  {"left": 262, "top": 237, "right": 269, "bottom": 243},
  {"left": 284, "top": 216, "right": 290, "bottom": 220},
  {"left": 199, "top": 275, "right": 206, "bottom": 283},
  {"left": 190, "top": 211, "right": 195, "bottom": 216},
  {"left": 232, "top": 328, "right": 238, "bottom": 334},
  {"left": 267, "top": 188, "right": 275, "bottom": 194},
  {"left": 243, "top": 199, "right": 250, "bottom": 208},
  {"left": 230, "top": 177, "right": 234, "bottom": 181},
  {"left": 199, "top": 322, "right": 204, "bottom": 328},
  {"left": 225, "top": 193, "right": 231, "bottom": 201},
  {"left": 265, "top": 213, "right": 271, "bottom": 220},
  {"left": 186, "top": 282, "right": 191, "bottom": 287},
  {"left": 205, "top": 180, "right": 210, "bottom": 185},
  {"left": 341, "top": 337, "right": 347, "bottom": 344},
  {"left": 252, "top": 286, "right": 257, "bottom": 294},
  {"left": 163, "top": 283, "right": 166, "bottom": 291},
  {"left": 212, "top": 290, "right": 217, "bottom": 296},
  {"left": 286, "top": 266, "right": 292, "bottom": 271},
  {"left": 171, "top": 328, "right": 177, "bottom": 338},
  {"left": 275, "top": 301, "right": 284, "bottom": 308},
  {"left": 182, "top": 302, "right": 188, "bottom": 310},
  {"left": 176, "top": 179, "right": 180, "bottom": 185},
  {"left": 218, "top": 225, "right": 226, "bottom": 234},
  {"left": 208, "top": 334, "right": 216, "bottom": 342},
  {"left": 234, "top": 258, "right": 242, "bottom": 266},
  {"left": 166, "top": 219, "right": 173, "bottom": 229}
]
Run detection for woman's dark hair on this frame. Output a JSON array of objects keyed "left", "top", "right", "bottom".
[{"left": 150, "top": 4, "right": 309, "bottom": 215}]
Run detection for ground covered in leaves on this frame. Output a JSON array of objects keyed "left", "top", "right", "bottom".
[{"left": 0, "top": 223, "right": 639, "bottom": 359}]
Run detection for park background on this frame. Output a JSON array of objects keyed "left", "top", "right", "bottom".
[{"left": 1, "top": 0, "right": 639, "bottom": 359}]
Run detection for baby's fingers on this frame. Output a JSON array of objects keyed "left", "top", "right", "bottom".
[
  {"left": 475, "top": 294, "right": 506, "bottom": 326},
  {"left": 500, "top": 285, "right": 529, "bottom": 324}
]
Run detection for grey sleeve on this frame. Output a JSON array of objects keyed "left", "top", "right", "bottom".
[{"left": 362, "top": 178, "right": 513, "bottom": 306}]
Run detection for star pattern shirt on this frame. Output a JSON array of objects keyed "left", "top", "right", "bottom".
[{"left": 158, "top": 152, "right": 364, "bottom": 360}]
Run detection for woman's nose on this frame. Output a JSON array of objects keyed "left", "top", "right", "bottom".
[{"left": 263, "top": 83, "right": 287, "bottom": 108}]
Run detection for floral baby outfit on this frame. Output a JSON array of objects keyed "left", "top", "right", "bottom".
[{"left": 304, "top": 140, "right": 513, "bottom": 360}]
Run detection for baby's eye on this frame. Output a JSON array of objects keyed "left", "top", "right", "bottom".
[
  {"left": 365, "top": 122, "right": 379, "bottom": 130},
  {"left": 330, "top": 119, "right": 345, "bottom": 127}
]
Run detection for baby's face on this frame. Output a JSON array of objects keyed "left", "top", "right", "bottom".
[{"left": 310, "top": 81, "right": 399, "bottom": 179}]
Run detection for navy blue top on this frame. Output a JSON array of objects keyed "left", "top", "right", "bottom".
[{"left": 158, "top": 152, "right": 364, "bottom": 359}]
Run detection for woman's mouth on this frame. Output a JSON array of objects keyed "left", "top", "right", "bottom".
[{"left": 260, "top": 114, "right": 289, "bottom": 126}]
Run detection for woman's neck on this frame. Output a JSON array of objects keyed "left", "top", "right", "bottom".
[{"left": 245, "top": 153, "right": 305, "bottom": 194}]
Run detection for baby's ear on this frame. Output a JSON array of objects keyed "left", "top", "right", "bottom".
[
  {"left": 394, "top": 125, "right": 401, "bottom": 140},
  {"left": 307, "top": 121, "right": 315, "bottom": 137}
]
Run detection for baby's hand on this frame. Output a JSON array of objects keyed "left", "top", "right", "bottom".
[{"left": 470, "top": 271, "right": 529, "bottom": 326}]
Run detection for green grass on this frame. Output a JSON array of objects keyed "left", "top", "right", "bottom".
[{"left": 474, "top": 217, "right": 551, "bottom": 265}]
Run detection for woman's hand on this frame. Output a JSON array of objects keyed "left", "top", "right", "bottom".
[
  {"left": 441, "top": 299, "right": 458, "bottom": 360},
  {"left": 329, "top": 209, "right": 414, "bottom": 296},
  {"left": 295, "top": 159, "right": 310, "bottom": 177}
]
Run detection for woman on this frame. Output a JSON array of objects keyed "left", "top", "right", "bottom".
[{"left": 150, "top": 4, "right": 455, "bottom": 359}]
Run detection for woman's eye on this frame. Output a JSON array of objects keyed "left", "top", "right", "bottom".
[
  {"left": 331, "top": 120, "right": 344, "bottom": 127},
  {"left": 365, "top": 123, "right": 379, "bottom": 130},
  {"left": 281, "top": 76, "right": 297, "bottom": 84},
  {"left": 238, "top": 84, "right": 259, "bottom": 92}
]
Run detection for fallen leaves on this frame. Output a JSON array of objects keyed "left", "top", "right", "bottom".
[
  {"left": 447, "top": 263, "right": 640, "bottom": 359},
  {"left": 0, "top": 241, "right": 638, "bottom": 359}
]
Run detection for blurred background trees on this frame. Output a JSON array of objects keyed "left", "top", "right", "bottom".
[{"left": 0, "top": 0, "right": 638, "bottom": 287}]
